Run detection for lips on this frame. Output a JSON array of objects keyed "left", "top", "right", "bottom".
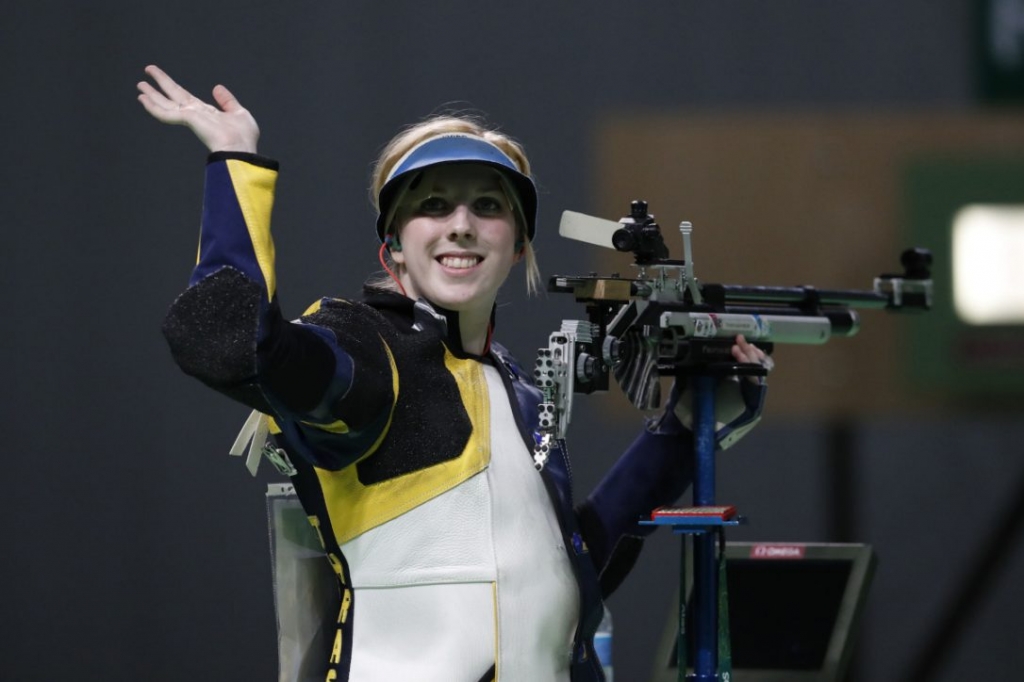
[{"left": 437, "top": 255, "right": 483, "bottom": 270}]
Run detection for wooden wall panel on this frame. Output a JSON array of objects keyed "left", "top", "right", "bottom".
[{"left": 591, "top": 113, "right": 1024, "bottom": 416}]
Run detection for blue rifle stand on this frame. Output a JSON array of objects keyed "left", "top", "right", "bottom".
[{"left": 640, "top": 369, "right": 757, "bottom": 682}]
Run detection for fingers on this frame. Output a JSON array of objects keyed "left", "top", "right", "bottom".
[
  {"left": 731, "top": 335, "right": 760, "bottom": 363},
  {"left": 136, "top": 82, "right": 182, "bottom": 123},
  {"left": 137, "top": 65, "right": 199, "bottom": 124},
  {"left": 137, "top": 67, "right": 245, "bottom": 117},
  {"left": 732, "top": 335, "right": 774, "bottom": 377},
  {"left": 142, "top": 64, "right": 194, "bottom": 104}
]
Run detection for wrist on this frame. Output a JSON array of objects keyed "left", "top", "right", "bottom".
[{"left": 207, "top": 151, "right": 279, "bottom": 170}]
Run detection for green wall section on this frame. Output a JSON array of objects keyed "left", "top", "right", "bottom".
[{"left": 906, "top": 157, "right": 1024, "bottom": 393}]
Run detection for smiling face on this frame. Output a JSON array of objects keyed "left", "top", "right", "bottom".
[{"left": 390, "top": 163, "right": 521, "bottom": 317}]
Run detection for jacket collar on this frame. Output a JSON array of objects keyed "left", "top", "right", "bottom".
[{"left": 362, "top": 286, "right": 496, "bottom": 357}]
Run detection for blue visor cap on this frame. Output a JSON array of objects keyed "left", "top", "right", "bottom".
[{"left": 375, "top": 133, "right": 538, "bottom": 242}]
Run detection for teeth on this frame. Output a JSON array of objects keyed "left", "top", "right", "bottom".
[{"left": 440, "top": 256, "right": 480, "bottom": 269}]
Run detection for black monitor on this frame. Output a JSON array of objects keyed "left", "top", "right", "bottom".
[{"left": 649, "top": 542, "right": 877, "bottom": 682}]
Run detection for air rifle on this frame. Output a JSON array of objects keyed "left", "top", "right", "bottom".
[{"left": 530, "top": 200, "right": 932, "bottom": 465}]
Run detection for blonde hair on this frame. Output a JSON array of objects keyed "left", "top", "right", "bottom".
[{"left": 369, "top": 115, "right": 542, "bottom": 295}]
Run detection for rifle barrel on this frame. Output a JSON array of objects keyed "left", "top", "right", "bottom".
[{"left": 713, "top": 284, "right": 889, "bottom": 309}]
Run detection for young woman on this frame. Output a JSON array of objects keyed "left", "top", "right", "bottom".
[{"left": 138, "top": 64, "right": 768, "bottom": 682}]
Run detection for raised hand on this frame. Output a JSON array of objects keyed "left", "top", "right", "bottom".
[{"left": 137, "top": 65, "right": 259, "bottom": 154}]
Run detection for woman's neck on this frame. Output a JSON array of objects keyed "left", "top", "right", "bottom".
[{"left": 456, "top": 306, "right": 492, "bottom": 355}]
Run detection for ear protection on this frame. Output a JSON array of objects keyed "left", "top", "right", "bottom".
[{"left": 385, "top": 233, "right": 402, "bottom": 253}]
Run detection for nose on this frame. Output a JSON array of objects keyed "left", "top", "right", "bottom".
[{"left": 447, "top": 204, "right": 476, "bottom": 240}]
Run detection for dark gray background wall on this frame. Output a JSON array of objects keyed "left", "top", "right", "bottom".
[{"left": 4, "top": 2, "right": 1021, "bottom": 681}]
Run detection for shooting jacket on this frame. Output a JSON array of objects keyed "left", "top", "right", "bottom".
[{"left": 162, "top": 152, "right": 701, "bottom": 681}]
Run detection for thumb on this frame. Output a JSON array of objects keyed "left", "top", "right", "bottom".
[{"left": 212, "top": 84, "right": 243, "bottom": 113}]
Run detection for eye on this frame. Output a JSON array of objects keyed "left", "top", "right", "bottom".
[
  {"left": 418, "top": 196, "right": 450, "bottom": 214},
  {"left": 473, "top": 196, "right": 506, "bottom": 215}
]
